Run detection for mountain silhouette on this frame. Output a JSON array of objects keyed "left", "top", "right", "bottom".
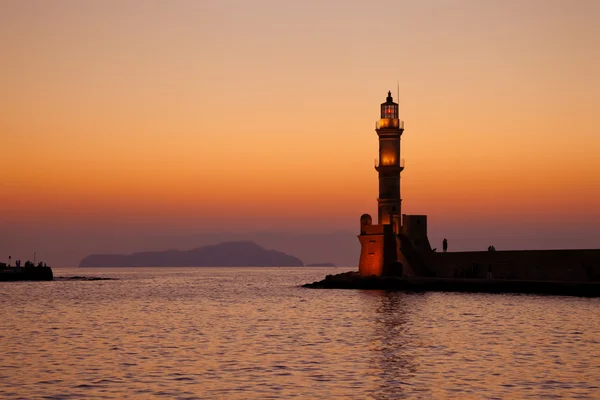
[{"left": 79, "top": 241, "right": 304, "bottom": 267}]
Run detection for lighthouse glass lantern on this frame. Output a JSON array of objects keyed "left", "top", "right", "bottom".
[
  {"left": 380, "top": 91, "right": 398, "bottom": 119},
  {"left": 378, "top": 91, "right": 399, "bottom": 128}
]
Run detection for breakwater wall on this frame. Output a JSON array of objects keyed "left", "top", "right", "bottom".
[
  {"left": 0, "top": 266, "right": 53, "bottom": 281},
  {"left": 303, "top": 272, "right": 600, "bottom": 297},
  {"left": 425, "top": 249, "right": 600, "bottom": 282}
]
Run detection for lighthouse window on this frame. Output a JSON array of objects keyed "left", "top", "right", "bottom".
[
  {"left": 381, "top": 105, "right": 397, "bottom": 119},
  {"left": 368, "top": 240, "right": 376, "bottom": 255}
]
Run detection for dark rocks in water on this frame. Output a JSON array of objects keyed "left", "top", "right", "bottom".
[
  {"left": 55, "top": 276, "right": 117, "bottom": 281},
  {"left": 0, "top": 268, "right": 114, "bottom": 282},
  {"left": 0, "top": 266, "right": 53, "bottom": 281},
  {"left": 79, "top": 241, "right": 304, "bottom": 268},
  {"left": 303, "top": 272, "right": 600, "bottom": 298},
  {"left": 306, "top": 262, "right": 336, "bottom": 267}
]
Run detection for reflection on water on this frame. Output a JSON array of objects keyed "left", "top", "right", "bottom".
[
  {"left": 1, "top": 267, "right": 599, "bottom": 399},
  {"left": 370, "top": 292, "right": 417, "bottom": 399}
]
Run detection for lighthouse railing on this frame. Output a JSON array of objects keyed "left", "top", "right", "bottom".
[
  {"left": 374, "top": 158, "right": 406, "bottom": 168},
  {"left": 376, "top": 119, "right": 404, "bottom": 129}
]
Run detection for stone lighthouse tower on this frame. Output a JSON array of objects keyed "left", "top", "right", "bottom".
[
  {"left": 357, "top": 91, "right": 432, "bottom": 277},
  {"left": 357, "top": 91, "right": 405, "bottom": 277},
  {"left": 375, "top": 91, "right": 404, "bottom": 233}
]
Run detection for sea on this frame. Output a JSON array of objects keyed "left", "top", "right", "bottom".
[{"left": 1, "top": 266, "right": 599, "bottom": 399}]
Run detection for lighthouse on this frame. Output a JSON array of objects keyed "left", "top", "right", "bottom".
[
  {"left": 357, "top": 91, "right": 431, "bottom": 277},
  {"left": 356, "top": 91, "right": 405, "bottom": 277},
  {"left": 375, "top": 91, "right": 404, "bottom": 233}
]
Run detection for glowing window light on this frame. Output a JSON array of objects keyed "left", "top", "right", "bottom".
[{"left": 382, "top": 156, "right": 396, "bottom": 165}]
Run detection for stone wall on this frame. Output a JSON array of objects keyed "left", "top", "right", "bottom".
[
  {"left": 358, "top": 233, "right": 385, "bottom": 276},
  {"left": 426, "top": 249, "right": 600, "bottom": 282},
  {"left": 358, "top": 225, "right": 399, "bottom": 276}
]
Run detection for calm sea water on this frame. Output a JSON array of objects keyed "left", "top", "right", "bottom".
[{"left": 1, "top": 267, "right": 599, "bottom": 399}]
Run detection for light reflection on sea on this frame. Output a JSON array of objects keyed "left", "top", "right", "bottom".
[{"left": 1, "top": 267, "right": 599, "bottom": 399}]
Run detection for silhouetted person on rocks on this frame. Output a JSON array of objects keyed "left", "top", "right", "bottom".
[{"left": 443, "top": 238, "right": 448, "bottom": 252}]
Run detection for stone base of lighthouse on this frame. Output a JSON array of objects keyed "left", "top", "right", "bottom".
[
  {"left": 358, "top": 214, "right": 433, "bottom": 277},
  {"left": 357, "top": 224, "right": 400, "bottom": 276}
]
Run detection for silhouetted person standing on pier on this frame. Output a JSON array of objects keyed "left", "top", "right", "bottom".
[{"left": 443, "top": 238, "right": 448, "bottom": 252}]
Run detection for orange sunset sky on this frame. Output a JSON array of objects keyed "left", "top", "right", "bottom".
[{"left": 1, "top": 0, "right": 599, "bottom": 265}]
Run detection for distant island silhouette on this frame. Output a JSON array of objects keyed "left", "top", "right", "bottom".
[{"left": 79, "top": 241, "right": 304, "bottom": 267}]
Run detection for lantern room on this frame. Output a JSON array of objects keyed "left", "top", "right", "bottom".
[
  {"left": 377, "top": 91, "right": 402, "bottom": 129},
  {"left": 380, "top": 91, "right": 398, "bottom": 119}
]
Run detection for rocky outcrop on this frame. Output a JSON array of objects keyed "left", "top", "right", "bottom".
[{"left": 79, "top": 241, "right": 304, "bottom": 267}]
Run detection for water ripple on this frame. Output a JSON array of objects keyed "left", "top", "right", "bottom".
[{"left": 1, "top": 267, "right": 599, "bottom": 399}]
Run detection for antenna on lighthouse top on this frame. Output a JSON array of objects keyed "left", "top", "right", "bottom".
[{"left": 396, "top": 79, "right": 400, "bottom": 119}]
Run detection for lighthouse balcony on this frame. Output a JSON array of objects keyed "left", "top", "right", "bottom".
[{"left": 376, "top": 119, "right": 404, "bottom": 129}]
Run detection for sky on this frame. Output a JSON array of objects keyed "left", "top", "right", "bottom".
[{"left": 1, "top": 0, "right": 599, "bottom": 265}]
